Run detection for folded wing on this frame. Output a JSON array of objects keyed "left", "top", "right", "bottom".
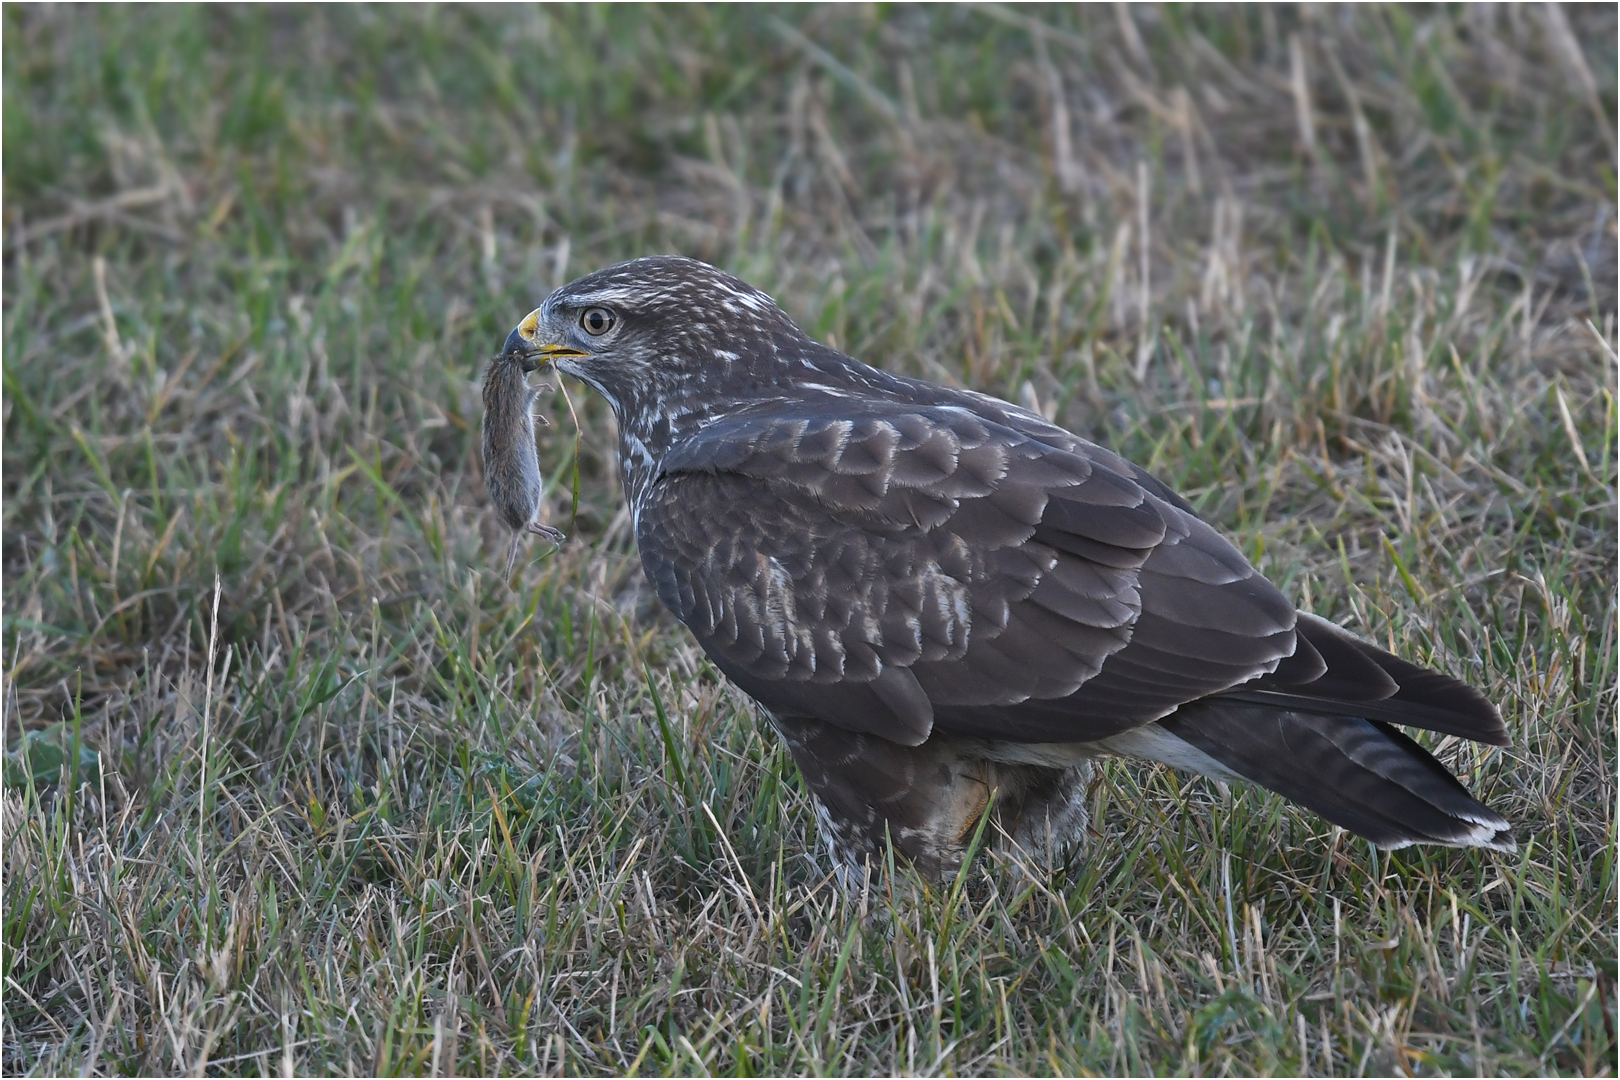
[{"left": 637, "top": 402, "right": 1347, "bottom": 747}]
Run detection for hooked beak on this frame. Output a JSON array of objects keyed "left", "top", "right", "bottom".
[{"left": 504, "top": 308, "right": 587, "bottom": 371}]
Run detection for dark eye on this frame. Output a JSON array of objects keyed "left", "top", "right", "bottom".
[{"left": 579, "top": 307, "right": 616, "bottom": 336}]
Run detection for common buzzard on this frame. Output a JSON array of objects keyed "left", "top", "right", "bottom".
[{"left": 500, "top": 256, "right": 1512, "bottom": 888}]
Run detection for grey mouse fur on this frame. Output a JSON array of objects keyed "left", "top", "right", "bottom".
[{"left": 482, "top": 348, "right": 564, "bottom": 579}]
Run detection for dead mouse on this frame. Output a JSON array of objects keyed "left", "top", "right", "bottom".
[{"left": 481, "top": 345, "right": 564, "bottom": 579}]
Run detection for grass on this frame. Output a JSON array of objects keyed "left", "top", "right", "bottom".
[{"left": 2, "top": 4, "right": 1614, "bottom": 1075}]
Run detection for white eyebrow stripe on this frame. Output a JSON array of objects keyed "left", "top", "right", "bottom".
[{"left": 557, "top": 286, "right": 647, "bottom": 307}]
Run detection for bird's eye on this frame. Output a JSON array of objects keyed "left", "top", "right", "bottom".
[{"left": 579, "top": 307, "right": 616, "bottom": 336}]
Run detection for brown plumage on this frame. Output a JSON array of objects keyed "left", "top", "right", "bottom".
[
  {"left": 503, "top": 256, "right": 1513, "bottom": 889},
  {"left": 481, "top": 346, "right": 564, "bottom": 579}
]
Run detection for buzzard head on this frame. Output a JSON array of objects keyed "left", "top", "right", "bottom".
[{"left": 504, "top": 256, "right": 806, "bottom": 452}]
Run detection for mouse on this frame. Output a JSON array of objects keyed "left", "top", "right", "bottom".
[{"left": 481, "top": 345, "right": 564, "bottom": 579}]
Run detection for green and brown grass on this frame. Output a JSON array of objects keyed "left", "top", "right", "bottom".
[{"left": 3, "top": 5, "right": 1615, "bottom": 1075}]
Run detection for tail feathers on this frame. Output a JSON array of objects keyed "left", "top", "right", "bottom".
[{"left": 1144, "top": 701, "right": 1514, "bottom": 852}]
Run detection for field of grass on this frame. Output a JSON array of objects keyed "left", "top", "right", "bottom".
[{"left": 3, "top": 5, "right": 1614, "bottom": 1075}]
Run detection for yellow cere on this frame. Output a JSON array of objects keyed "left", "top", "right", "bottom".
[{"left": 518, "top": 309, "right": 543, "bottom": 343}]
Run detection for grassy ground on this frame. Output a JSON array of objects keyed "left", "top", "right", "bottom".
[{"left": 3, "top": 5, "right": 1614, "bottom": 1075}]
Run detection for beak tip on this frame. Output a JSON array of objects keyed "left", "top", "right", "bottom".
[
  {"left": 503, "top": 307, "right": 548, "bottom": 365},
  {"left": 502, "top": 326, "right": 530, "bottom": 360}
]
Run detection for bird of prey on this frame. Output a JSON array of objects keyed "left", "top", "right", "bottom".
[{"left": 501, "top": 256, "right": 1513, "bottom": 888}]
